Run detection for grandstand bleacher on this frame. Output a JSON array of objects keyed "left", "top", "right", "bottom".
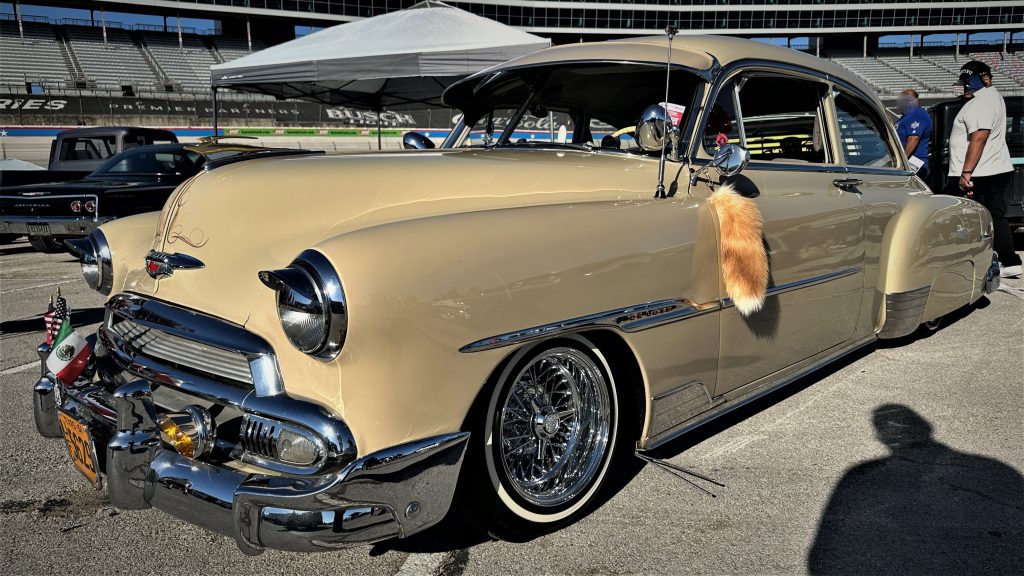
[{"left": 0, "top": 15, "right": 1021, "bottom": 112}]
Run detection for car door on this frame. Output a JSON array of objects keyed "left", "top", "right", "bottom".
[
  {"left": 829, "top": 86, "right": 921, "bottom": 341},
  {"left": 694, "top": 70, "right": 867, "bottom": 397}
]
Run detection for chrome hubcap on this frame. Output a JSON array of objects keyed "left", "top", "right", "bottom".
[{"left": 498, "top": 347, "right": 612, "bottom": 507}]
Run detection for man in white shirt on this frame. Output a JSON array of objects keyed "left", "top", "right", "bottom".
[{"left": 946, "top": 60, "right": 1020, "bottom": 277}]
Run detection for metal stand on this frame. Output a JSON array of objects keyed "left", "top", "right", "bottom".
[{"left": 212, "top": 86, "right": 219, "bottom": 138}]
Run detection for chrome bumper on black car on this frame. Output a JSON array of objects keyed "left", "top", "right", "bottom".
[
  {"left": 32, "top": 294, "right": 469, "bottom": 554},
  {"left": 0, "top": 215, "right": 112, "bottom": 237}
]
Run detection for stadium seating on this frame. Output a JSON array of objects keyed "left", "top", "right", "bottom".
[
  {"left": 1, "top": 18, "right": 1021, "bottom": 105},
  {"left": 0, "top": 20, "right": 73, "bottom": 89},
  {"left": 145, "top": 32, "right": 220, "bottom": 93},
  {"left": 65, "top": 25, "right": 163, "bottom": 92}
]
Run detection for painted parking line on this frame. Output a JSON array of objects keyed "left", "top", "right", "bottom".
[
  {"left": 1, "top": 361, "right": 38, "bottom": 375},
  {"left": 0, "top": 278, "right": 79, "bottom": 295}
]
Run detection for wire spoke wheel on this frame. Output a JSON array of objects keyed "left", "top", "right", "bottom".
[{"left": 496, "top": 346, "right": 612, "bottom": 508}]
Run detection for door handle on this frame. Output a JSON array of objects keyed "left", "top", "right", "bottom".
[{"left": 832, "top": 178, "right": 863, "bottom": 192}]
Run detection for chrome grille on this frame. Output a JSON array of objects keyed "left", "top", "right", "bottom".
[{"left": 110, "top": 318, "right": 253, "bottom": 385}]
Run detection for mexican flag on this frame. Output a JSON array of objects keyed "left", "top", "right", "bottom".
[{"left": 45, "top": 320, "right": 92, "bottom": 385}]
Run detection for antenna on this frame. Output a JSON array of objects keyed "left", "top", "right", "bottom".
[{"left": 655, "top": 25, "right": 678, "bottom": 199}]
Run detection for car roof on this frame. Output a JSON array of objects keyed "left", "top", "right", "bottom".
[
  {"left": 445, "top": 35, "right": 876, "bottom": 108},
  {"left": 55, "top": 126, "right": 176, "bottom": 137}
]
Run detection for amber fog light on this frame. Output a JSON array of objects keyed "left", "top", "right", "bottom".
[{"left": 158, "top": 405, "right": 215, "bottom": 459}]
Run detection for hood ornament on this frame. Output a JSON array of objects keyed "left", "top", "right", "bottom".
[{"left": 145, "top": 250, "right": 205, "bottom": 279}]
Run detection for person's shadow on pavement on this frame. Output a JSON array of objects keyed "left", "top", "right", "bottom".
[{"left": 807, "top": 404, "right": 1023, "bottom": 575}]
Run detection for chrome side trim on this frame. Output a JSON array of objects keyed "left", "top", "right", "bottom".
[
  {"left": 462, "top": 268, "right": 862, "bottom": 353},
  {"left": 721, "top": 267, "right": 862, "bottom": 309},
  {"left": 459, "top": 298, "right": 720, "bottom": 353},
  {"left": 642, "top": 334, "right": 876, "bottom": 451},
  {"left": 877, "top": 286, "right": 931, "bottom": 339},
  {"left": 105, "top": 293, "right": 283, "bottom": 396}
]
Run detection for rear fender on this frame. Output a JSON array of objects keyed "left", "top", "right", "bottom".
[{"left": 876, "top": 194, "right": 992, "bottom": 338}]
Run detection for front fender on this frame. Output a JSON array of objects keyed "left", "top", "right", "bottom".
[
  {"left": 97, "top": 211, "right": 160, "bottom": 296},
  {"left": 245, "top": 197, "right": 718, "bottom": 456}
]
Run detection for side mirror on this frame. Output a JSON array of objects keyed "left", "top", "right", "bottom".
[
  {"left": 402, "top": 132, "right": 435, "bottom": 150},
  {"left": 691, "top": 143, "right": 750, "bottom": 186},
  {"left": 711, "top": 143, "right": 749, "bottom": 177},
  {"left": 635, "top": 104, "right": 675, "bottom": 153}
]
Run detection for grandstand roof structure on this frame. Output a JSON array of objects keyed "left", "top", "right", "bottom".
[
  {"left": 210, "top": 1, "right": 549, "bottom": 109},
  {"left": 52, "top": 0, "right": 1024, "bottom": 37}
]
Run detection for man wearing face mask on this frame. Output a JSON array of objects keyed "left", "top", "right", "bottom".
[
  {"left": 945, "top": 60, "right": 1020, "bottom": 278},
  {"left": 895, "top": 89, "right": 931, "bottom": 179}
]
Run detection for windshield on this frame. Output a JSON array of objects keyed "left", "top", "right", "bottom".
[
  {"left": 91, "top": 147, "right": 203, "bottom": 177},
  {"left": 450, "top": 62, "right": 703, "bottom": 153}
]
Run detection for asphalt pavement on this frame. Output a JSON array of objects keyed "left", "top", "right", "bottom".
[{"left": 1, "top": 238, "right": 1021, "bottom": 576}]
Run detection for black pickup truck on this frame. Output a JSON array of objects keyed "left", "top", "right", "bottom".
[
  {"left": 0, "top": 141, "right": 297, "bottom": 252},
  {"left": 0, "top": 126, "right": 178, "bottom": 188}
]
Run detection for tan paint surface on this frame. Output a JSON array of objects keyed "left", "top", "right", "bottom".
[{"left": 95, "top": 37, "right": 994, "bottom": 456}]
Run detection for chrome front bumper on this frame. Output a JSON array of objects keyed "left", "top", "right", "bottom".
[{"left": 31, "top": 303, "right": 469, "bottom": 554}]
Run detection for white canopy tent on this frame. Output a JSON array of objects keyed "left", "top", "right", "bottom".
[{"left": 209, "top": 1, "right": 550, "bottom": 145}]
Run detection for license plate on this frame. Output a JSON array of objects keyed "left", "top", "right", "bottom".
[
  {"left": 27, "top": 223, "right": 50, "bottom": 236},
  {"left": 57, "top": 411, "right": 100, "bottom": 487}
]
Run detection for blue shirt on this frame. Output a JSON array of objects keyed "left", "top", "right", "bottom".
[{"left": 896, "top": 106, "right": 932, "bottom": 169}]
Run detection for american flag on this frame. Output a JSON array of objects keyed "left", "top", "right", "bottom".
[{"left": 44, "top": 296, "right": 67, "bottom": 345}]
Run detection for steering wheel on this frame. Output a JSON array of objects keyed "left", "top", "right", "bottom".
[{"left": 611, "top": 126, "right": 636, "bottom": 138}]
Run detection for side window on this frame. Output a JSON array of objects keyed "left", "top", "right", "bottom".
[
  {"left": 702, "top": 80, "right": 742, "bottom": 154},
  {"left": 737, "top": 75, "right": 828, "bottom": 163},
  {"left": 833, "top": 91, "right": 898, "bottom": 168},
  {"left": 462, "top": 109, "right": 517, "bottom": 147},
  {"left": 60, "top": 136, "right": 117, "bottom": 161}
]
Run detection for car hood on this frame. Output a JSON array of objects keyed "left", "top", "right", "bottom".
[{"left": 138, "top": 148, "right": 655, "bottom": 325}]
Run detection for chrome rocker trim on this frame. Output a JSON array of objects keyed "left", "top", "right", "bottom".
[{"left": 31, "top": 293, "right": 471, "bottom": 553}]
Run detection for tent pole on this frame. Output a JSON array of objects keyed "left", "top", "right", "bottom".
[{"left": 212, "top": 87, "right": 219, "bottom": 138}]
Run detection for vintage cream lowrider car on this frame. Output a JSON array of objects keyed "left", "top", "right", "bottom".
[{"left": 33, "top": 36, "right": 999, "bottom": 553}]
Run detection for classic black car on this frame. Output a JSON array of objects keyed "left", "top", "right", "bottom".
[{"left": 0, "top": 141, "right": 292, "bottom": 252}]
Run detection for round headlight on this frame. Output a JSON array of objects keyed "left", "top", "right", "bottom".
[
  {"left": 258, "top": 250, "right": 347, "bottom": 360},
  {"left": 271, "top": 267, "right": 326, "bottom": 354}
]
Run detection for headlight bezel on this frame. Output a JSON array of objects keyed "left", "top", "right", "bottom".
[
  {"left": 69, "top": 230, "right": 113, "bottom": 295},
  {"left": 259, "top": 249, "right": 347, "bottom": 361}
]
